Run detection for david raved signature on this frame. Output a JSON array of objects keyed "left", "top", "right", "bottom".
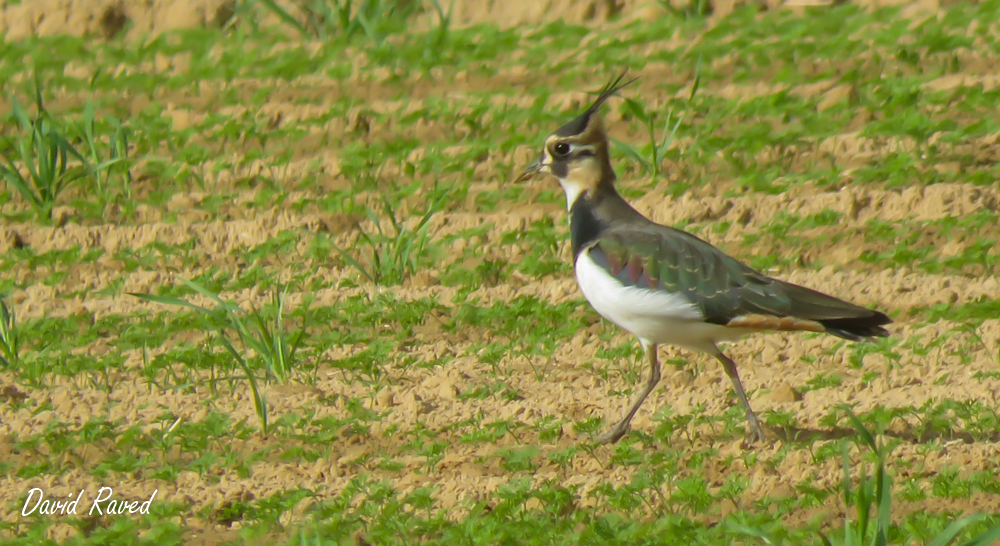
[{"left": 21, "top": 487, "right": 158, "bottom": 516}]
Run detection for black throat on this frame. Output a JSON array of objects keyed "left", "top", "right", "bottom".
[{"left": 569, "top": 193, "right": 606, "bottom": 257}]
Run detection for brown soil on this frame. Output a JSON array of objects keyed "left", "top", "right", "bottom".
[
  {"left": 0, "top": 0, "right": 968, "bottom": 41},
  {"left": 0, "top": 0, "right": 633, "bottom": 40},
  {"left": 0, "top": 0, "right": 833, "bottom": 39},
  {"left": 0, "top": 0, "right": 235, "bottom": 41},
  {"left": 3, "top": 0, "right": 1000, "bottom": 543}
]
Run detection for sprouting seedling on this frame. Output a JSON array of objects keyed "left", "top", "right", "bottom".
[
  {"left": 656, "top": 0, "right": 711, "bottom": 18},
  {"left": 78, "top": 98, "right": 134, "bottom": 198},
  {"left": 0, "top": 297, "right": 22, "bottom": 369},
  {"left": 0, "top": 94, "right": 90, "bottom": 219},
  {"left": 426, "top": 0, "right": 455, "bottom": 49},
  {"left": 829, "top": 410, "right": 1000, "bottom": 546},
  {"left": 831, "top": 410, "right": 894, "bottom": 546},
  {"left": 612, "top": 65, "right": 700, "bottom": 181},
  {"left": 0, "top": 79, "right": 129, "bottom": 219},
  {"left": 256, "top": 0, "right": 308, "bottom": 36},
  {"left": 257, "top": 0, "right": 415, "bottom": 44},
  {"left": 334, "top": 197, "right": 442, "bottom": 285},
  {"left": 129, "top": 280, "right": 312, "bottom": 435},
  {"left": 612, "top": 99, "right": 684, "bottom": 180},
  {"left": 729, "top": 410, "right": 1000, "bottom": 546},
  {"left": 132, "top": 279, "right": 308, "bottom": 384}
]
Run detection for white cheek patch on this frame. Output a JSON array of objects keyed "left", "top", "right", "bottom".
[{"left": 558, "top": 163, "right": 593, "bottom": 211}]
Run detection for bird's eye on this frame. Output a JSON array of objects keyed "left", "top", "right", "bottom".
[{"left": 553, "top": 142, "right": 571, "bottom": 156}]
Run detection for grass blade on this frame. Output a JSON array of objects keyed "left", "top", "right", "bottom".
[
  {"left": 0, "top": 298, "right": 21, "bottom": 369},
  {"left": 257, "top": 0, "right": 308, "bottom": 35},
  {"left": 926, "top": 514, "right": 997, "bottom": 546},
  {"left": 219, "top": 336, "right": 268, "bottom": 435},
  {"left": 958, "top": 526, "right": 1000, "bottom": 546},
  {"left": 333, "top": 244, "right": 377, "bottom": 283},
  {"left": 847, "top": 409, "right": 879, "bottom": 453},
  {"left": 611, "top": 138, "right": 652, "bottom": 173},
  {"left": 128, "top": 292, "right": 216, "bottom": 315}
]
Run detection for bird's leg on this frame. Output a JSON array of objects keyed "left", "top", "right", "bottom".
[
  {"left": 596, "top": 340, "right": 660, "bottom": 444},
  {"left": 714, "top": 351, "right": 766, "bottom": 443}
]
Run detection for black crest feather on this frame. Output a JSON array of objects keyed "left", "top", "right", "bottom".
[{"left": 554, "top": 70, "right": 638, "bottom": 137}]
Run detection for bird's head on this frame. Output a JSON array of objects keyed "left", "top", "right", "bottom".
[{"left": 514, "top": 71, "right": 637, "bottom": 210}]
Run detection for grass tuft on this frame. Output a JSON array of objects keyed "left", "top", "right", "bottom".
[
  {"left": 0, "top": 82, "right": 130, "bottom": 219},
  {"left": 1, "top": 96, "right": 89, "bottom": 219},
  {"left": 612, "top": 65, "right": 699, "bottom": 180},
  {"left": 256, "top": 0, "right": 417, "bottom": 43},
  {"left": 335, "top": 197, "right": 441, "bottom": 285},
  {"left": 733, "top": 411, "right": 1000, "bottom": 546},
  {"left": 77, "top": 98, "right": 134, "bottom": 199},
  {"left": 129, "top": 279, "right": 312, "bottom": 435}
]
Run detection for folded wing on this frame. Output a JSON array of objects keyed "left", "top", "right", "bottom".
[{"left": 586, "top": 226, "right": 891, "bottom": 341}]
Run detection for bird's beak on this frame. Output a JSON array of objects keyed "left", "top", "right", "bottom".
[{"left": 513, "top": 160, "right": 548, "bottom": 183}]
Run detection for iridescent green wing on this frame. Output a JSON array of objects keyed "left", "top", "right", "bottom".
[{"left": 587, "top": 227, "right": 865, "bottom": 325}]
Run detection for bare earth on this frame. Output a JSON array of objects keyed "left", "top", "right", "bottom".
[{"left": 1, "top": 0, "right": 1000, "bottom": 543}]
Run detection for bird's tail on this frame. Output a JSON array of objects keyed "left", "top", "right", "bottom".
[{"left": 780, "top": 281, "right": 892, "bottom": 341}]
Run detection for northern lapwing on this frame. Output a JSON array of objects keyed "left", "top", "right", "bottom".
[{"left": 514, "top": 71, "right": 892, "bottom": 444}]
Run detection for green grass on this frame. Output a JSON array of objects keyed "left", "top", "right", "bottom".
[
  {"left": 0, "top": 87, "right": 129, "bottom": 220},
  {"left": 334, "top": 196, "right": 442, "bottom": 285},
  {"left": 0, "top": 296, "right": 22, "bottom": 368},
  {"left": 129, "top": 279, "right": 314, "bottom": 431}
]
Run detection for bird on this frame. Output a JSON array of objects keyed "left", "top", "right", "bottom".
[{"left": 513, "top": 71, "right": 892, "bottom": 444}]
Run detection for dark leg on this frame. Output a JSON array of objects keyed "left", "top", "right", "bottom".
[
  {"left": 596, "top": 340, "right": 660, "bottom": 444},
  {"left": 715, "top": 351, "right": 766, "bottom": 443}
]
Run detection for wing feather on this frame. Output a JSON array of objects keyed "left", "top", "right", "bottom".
[{"left": 589, "top": 225, "right": 889, "bottom": 337}]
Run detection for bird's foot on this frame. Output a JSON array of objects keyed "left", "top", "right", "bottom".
[
  {"left": 743, "top": 416, "right": 768, "bottom": 446},
  {"left": 593, "top": 424, "right": 629, "bottom": 445}
]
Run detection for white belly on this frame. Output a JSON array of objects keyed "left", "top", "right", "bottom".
[{"left": 574, "top": 249, "right": 748, "bottom": 353}]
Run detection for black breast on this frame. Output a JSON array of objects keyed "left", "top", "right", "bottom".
[{"left": 570, "top": 198, "right": 605, "bottom": 257}]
